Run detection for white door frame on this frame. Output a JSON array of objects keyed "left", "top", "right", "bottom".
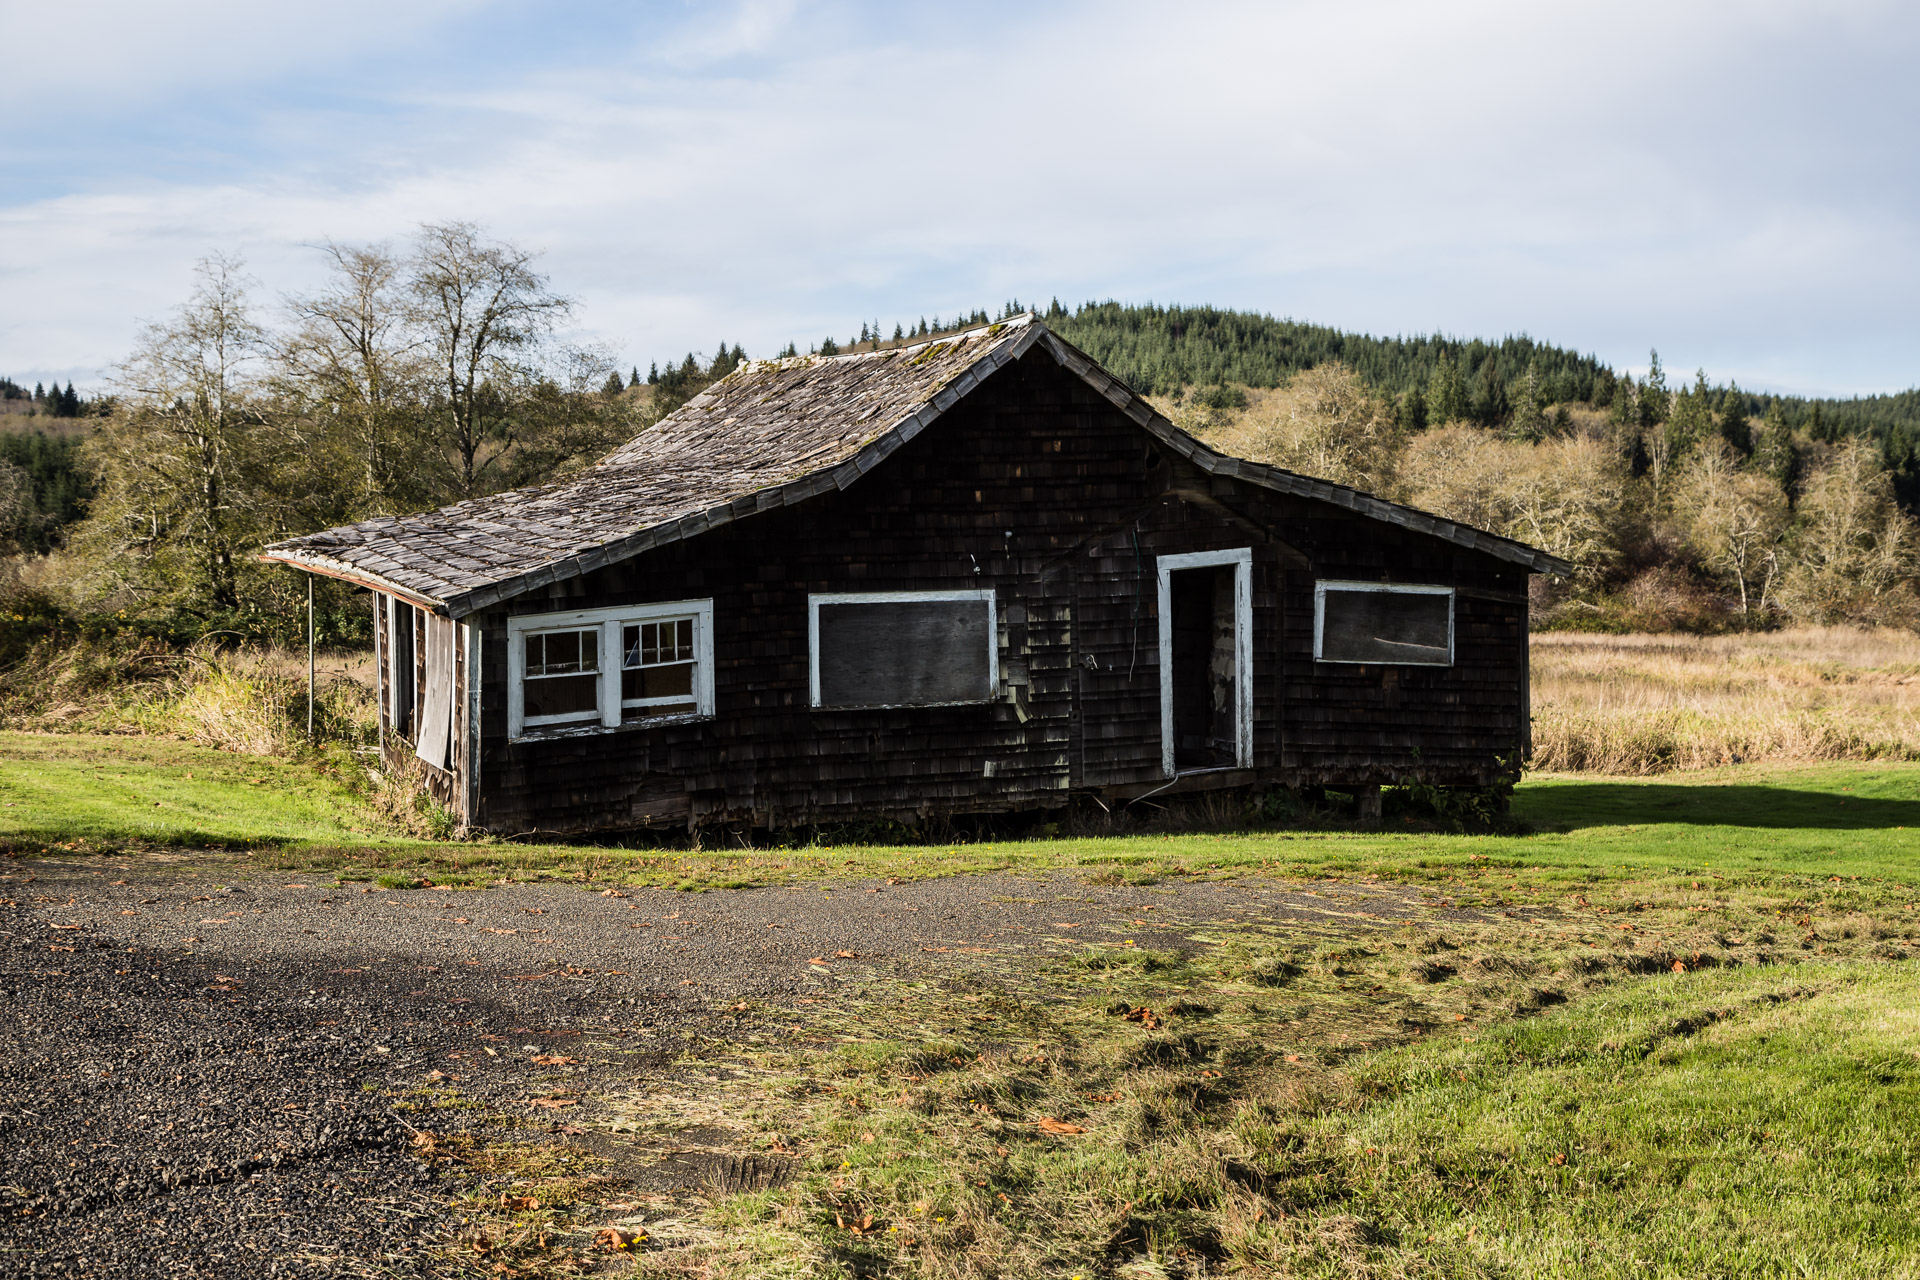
[{"left": 1157, "top": 547, "right": 1253, "bottom": 777}]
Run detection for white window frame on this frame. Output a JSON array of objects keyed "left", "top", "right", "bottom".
[
  {"left": 807, "top": 589, "right": 998, "bottom": 709},
  {"left": 1312, "top": 580, "right": 1455, "bottom": 666},
  {"left": 507, "top": 599, "right": 714, "bottom": 740},
  {"left": 1157, "top": 547, "right": 1254, "bottom": 778}
]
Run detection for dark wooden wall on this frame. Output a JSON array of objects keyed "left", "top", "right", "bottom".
[{"left": 463, "top": 350, "right": 1530, "bottom": 835}]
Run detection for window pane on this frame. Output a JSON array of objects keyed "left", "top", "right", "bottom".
[
  {"left": 524, "top": 672, "right": 599, "bottom": 718},
  {"left": 816, "top": 598, "right": 991, "bottom": 707},
  {"left": 526, "top": 628, "right": 598, "bottom": 676},
  {"left": 624, "top": 618, "right": 695, "bottom": 670},
  {"left": 1320, "top": 590, "right": 1451, "bottom": 664},
  {"left": 623, "top": 662, "right": 694, "bottom": 702}
]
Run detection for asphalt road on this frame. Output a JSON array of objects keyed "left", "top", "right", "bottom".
[{"left": 2, "top": 854, "right": 1433, "bottom": 1277}]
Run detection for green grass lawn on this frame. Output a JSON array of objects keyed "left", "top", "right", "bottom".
[{"left": 1, "top": 731, "right": 1915, "bottom": 892}]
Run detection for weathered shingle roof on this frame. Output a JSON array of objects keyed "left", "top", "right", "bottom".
[{"left": 263, "top": 314, "right": 1570, "bottom": 615}]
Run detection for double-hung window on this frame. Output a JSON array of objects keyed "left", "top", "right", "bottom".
[{"left": 508, "top": 600, "right": 713, "bottom": 738}]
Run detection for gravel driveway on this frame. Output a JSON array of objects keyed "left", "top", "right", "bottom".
[{"left": 2, "top": 853, "right": 1437, "bottom": 1277}]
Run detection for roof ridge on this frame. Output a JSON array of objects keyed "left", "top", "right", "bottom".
[{"left": 753, "top": 312, "right": 1037, "bottom": 372}]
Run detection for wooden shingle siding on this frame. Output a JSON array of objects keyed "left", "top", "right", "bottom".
[{"left": 466, "top": 352, "right": 1532, "bottom": 835}]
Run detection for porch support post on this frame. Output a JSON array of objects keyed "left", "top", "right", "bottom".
[{"left": 306, "top": 574, "right": 315, "bottom": 740}]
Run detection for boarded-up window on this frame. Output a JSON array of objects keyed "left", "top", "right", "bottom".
[
  {"left": 1314, "top": 583, "right": 1453, "bottom": 665},
  {"left": 811, "top": 592, "right": 996, "bottom": 708}
]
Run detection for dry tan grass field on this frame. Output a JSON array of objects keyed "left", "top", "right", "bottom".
[{"left": 1530, "top": 625, "right": 1920, "bottom": 773}]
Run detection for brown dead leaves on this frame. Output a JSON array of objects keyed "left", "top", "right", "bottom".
[
  {"left": 1035, "top": 1116, "right": 1086, "bottom": 1135},
  {"left": 530, "top": 1054, "right": 576, "bottom": 1066},
  {"left": 595, "top": 1226, "right": 646, "bottom": 1251},
  {"left": 1120, "top": 1006, "right": 1160, "bottom": 1030}
]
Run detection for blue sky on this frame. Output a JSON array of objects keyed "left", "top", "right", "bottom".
[{"left": 5, "top": 0, "right": 1918, "bottom": 397}]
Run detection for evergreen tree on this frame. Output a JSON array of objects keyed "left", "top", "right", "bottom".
[
  {"left": 892, "top": 323, "right": 904, "bottom": 343},
  {"left": 602, "top": 371, "right": 625, "bottom": 396},
  {"left": 647, "top": 361, "right": 658, "bottom": 384},
  {"left": 1755, "top": 401, "right": 1800, "bottom": 499},
  {"left": 1508, "top": 361, "right": 1546, "bottom": 441},
  {"left": 819, "top": 336, "right": 840, "bottom": 356},
  {"left": 1398, "top": 384, "right": 1428, "bottom": 432},
  {"left": 1640, "top": 349, "right": 1669, "bottom": 428},
  {"left": 1427, "top": 355, "right": 1466, "bottom": 424},
  {"left": 1720, "top": 385, "right": 1753, "bottom": 455},
  {"left": 631, "top": 366, "right": 640, "bottom": 387},
  {"left": 32, "top": 382, "right": 45, "bottom": 405}
]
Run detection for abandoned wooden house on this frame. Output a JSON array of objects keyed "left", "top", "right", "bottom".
[{"left": 262, "top": 314, "right": 1570, "bottom": 835}]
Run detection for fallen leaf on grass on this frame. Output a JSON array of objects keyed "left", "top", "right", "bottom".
[
  {"left": 479, "top": 928, "right": 517, "bottom": 935},
  {"left": 499, "top": 1194, "right": 540, "bottom": 1210},
  {"left": 595, "top": 1226, "right": 646, "bottom": 1251},
  {"left": 600, "top": 889, "right": 628, "bottom": 899},
  {"left": 1284, "top": 1054, "right": 1302, "bottom": 1062},
  {"left": 531, "top": 1054, "right": 577, "bottom": 1065},
  {"left": 1036, "top": 1116, "right": 1086, "bottom": 1135},
  {"left": 808, "top": 956, "right": 829, "bottom": 965},
  {"left": 1052, "top": 922, "right": 1081, "bottom": 929},
  {"left": 1121, "top": 1007, "right": 1159, "bottom": 1030},
  {"left": 834, "top": 949, "right": 857, "bottom": 959},
  {"left": 1672, "top": 960, "right": 1688, "bottom": 973}
]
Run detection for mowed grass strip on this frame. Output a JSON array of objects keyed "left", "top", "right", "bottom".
[{"left": 2, "top": 731, "right": 1916, "bottom": 895}]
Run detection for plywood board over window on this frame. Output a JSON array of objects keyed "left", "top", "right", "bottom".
[
  {"left": 809, "top": 591, "right": 997, "bottom": 709},
  {"left": 1313, "top": 581, "right": 1454, "bottom": 666}
]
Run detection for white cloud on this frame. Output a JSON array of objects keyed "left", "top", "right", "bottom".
[{"left": 5, "top": 0, "right": 1919, "bottom": 394}]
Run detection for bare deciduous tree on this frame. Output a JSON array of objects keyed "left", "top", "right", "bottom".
[
  {"left": 1677, "top": 439, "right": 1789, "bottom": 615},
  {"left": 1217, "top": 363, "right": 1401, "bottom": 494},
  {"left": 280, "top": 241, "right": 421, "bottom": 511},
  {"left": 86, "top": 255, "right": 270, "bottom": 611},
  {"left": 408, "top": 221, "right": 572, "bottom": 498}
]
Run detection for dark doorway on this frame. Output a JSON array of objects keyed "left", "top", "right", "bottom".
[{"left": 1168, "top": 564, "right": 1237, "bottom": 770}]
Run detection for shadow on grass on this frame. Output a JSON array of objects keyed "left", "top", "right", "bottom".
[{"left": 1518, "top": 781, "right": 1920, "bottom": 831}]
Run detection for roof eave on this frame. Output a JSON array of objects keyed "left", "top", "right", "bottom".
[{"left": 257, "top": 549, "right": 449, "bottom": 612}]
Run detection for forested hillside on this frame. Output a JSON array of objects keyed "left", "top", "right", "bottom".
[
  {"left": 1041, "top": 300, "right": 1919, "bottom": 503},
  {"left": 5, "top": 279, "right": 1919, "bottom": 639}
]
